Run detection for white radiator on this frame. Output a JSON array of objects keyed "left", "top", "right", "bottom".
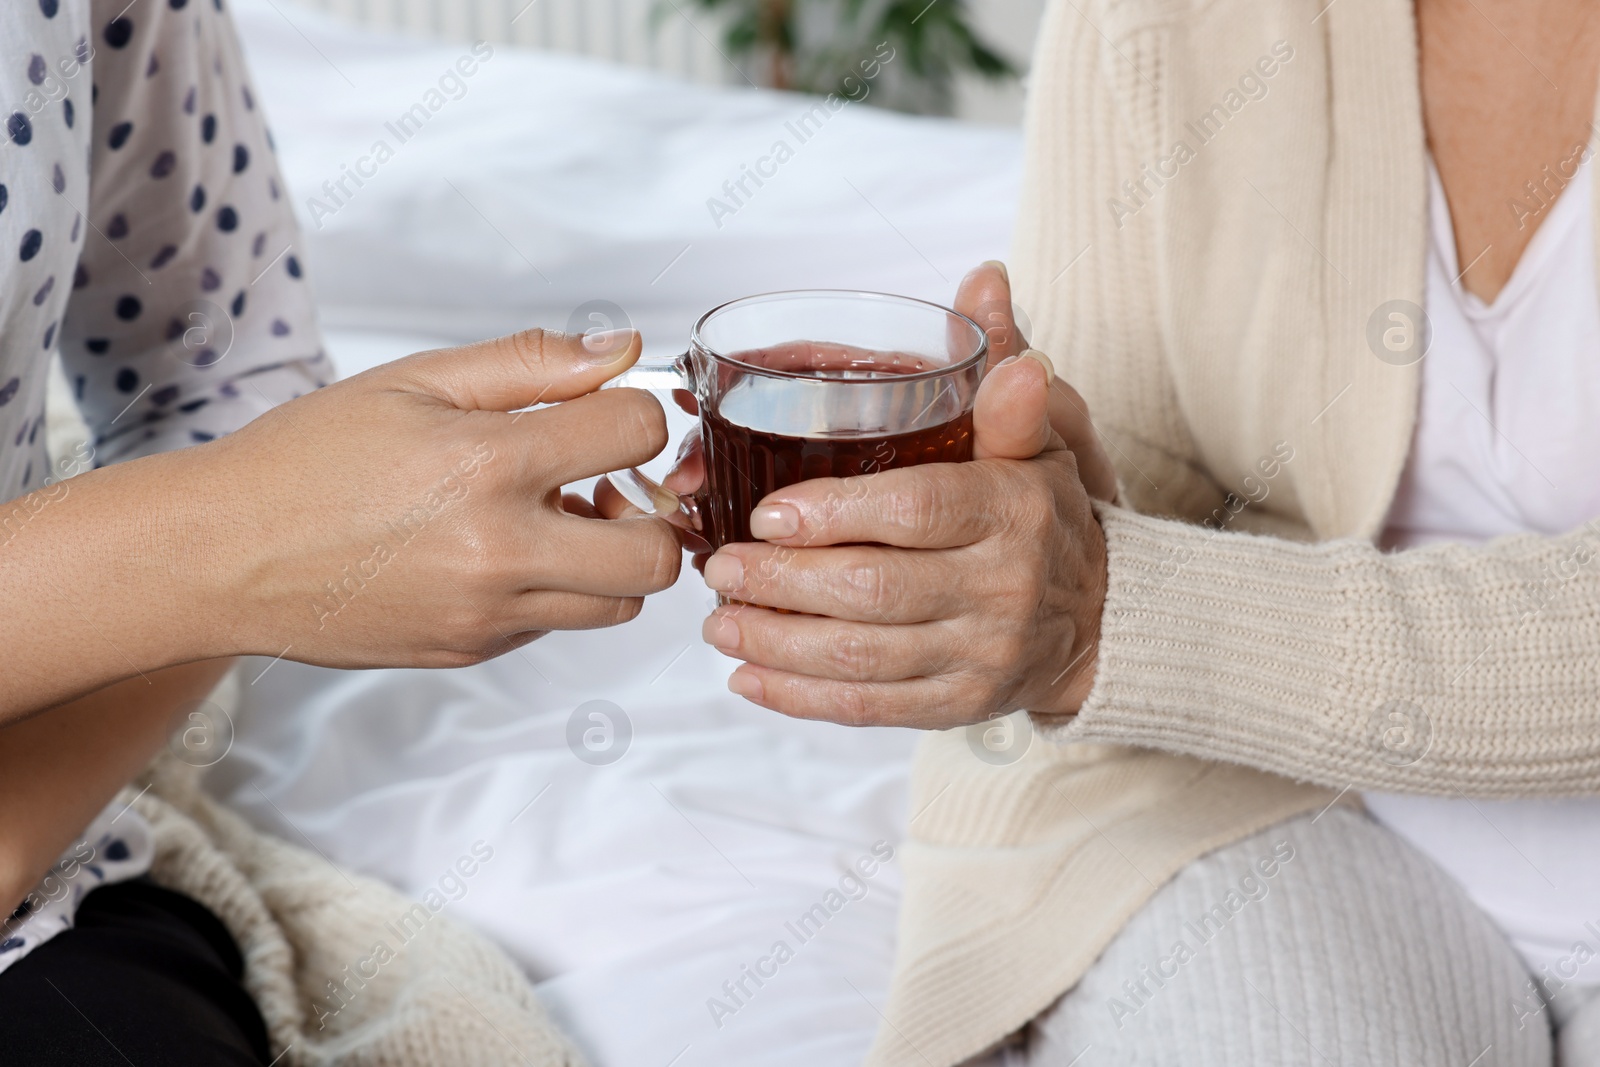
[{"left": 282, "top": 0, "right": 736, "bottom": 86}]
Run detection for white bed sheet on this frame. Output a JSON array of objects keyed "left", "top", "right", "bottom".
[
  {"left": 213, "top": 558, "right": 919, "bottom": 1067},
  {"left": 213, "top": 6, "right": 1023, "bottom": 1065}
]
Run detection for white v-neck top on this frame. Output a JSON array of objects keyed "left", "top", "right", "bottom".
[{"left": 1365, "top": 154, "right": 1600, "bottom": 991}]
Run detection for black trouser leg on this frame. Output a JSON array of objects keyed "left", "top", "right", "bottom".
[{"left": 0, "top": 877, "right": 271, "bottom": 1066}]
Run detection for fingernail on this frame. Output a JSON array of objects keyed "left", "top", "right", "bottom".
[
  {"left": 1020, "top": 348, "right": 1055, "bottom": 385},
  {"left": 982, "top": 259, "right": 1010, "bottom": 284},
  {"left": 728, "top": 671, "right": 764, "bottom": 702},
  {"left": 703, "top": 553, "right": 744, "bottom": 593},
  {"left": 750, "top": 504, "right": 799, "bottom": 540},
  {"left": 581, "top": 328, "right": 637, "bottom": 366},
  {"left": 703, "top": 613, "right": 740, "bottom": 652}
]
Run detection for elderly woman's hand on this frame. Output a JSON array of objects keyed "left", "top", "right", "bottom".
[{"left": 701, "top": 266, "right": 1110, "bottom": 729}]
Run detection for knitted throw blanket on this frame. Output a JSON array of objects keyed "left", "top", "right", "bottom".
[{"left": 124, "top": 699, "right": 586, "bottom": 1066}]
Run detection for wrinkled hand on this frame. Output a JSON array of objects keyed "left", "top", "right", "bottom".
[{"left": 697, "top": 262, "right": 1110, "bottom": 728}]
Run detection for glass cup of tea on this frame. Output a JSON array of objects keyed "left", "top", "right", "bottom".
[{"left": 602, "top": 290, "right": 989, "bottom": 551}]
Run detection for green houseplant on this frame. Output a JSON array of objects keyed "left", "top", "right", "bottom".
[{"left": 661, "top": 0, "right": 1019, "bottom": 114}]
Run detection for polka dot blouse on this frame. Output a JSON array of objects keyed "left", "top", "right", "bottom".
[
  {"left": 0, "top": 0, "right": 328, "bottom": 504},
  {"left": 0, "top": 0, "right": 328, "bottom": 975}
]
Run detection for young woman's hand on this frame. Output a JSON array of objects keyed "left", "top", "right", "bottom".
[
  {"left": 199, "top": 327, "right": 684, "bottom": 668},
  {"left": 0, "top": 326, "right": 684, "bottom": 722}
]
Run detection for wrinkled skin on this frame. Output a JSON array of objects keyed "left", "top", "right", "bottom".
[{"left": 597, "top": 262, "right": 1117, "bottom": 729}]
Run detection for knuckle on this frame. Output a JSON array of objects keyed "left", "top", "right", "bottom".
[
  {"left": 610, "top": 390, "right": 669, "bottom": 461},
  {"left": 506, "top": 328, "right": 553, "bottom": 376},
  {"left": 883, "top": 481, "right": 936, "bottom": 536},
  {"left": 644, "top": 523, "right": 683, "bottom": 591},
  {"left": 827, "top": 628, "right": 877, "bottom": 680},
  {"left": 1006, "top": 471, "right": 1057, "bottom": 536},
  {"left": 611, "top": 597, "right": 645, "bottom": 626},
  {"left": 830, "top": 685, "right": 871, "bottom": 727},
  {"left": 840, "top": 558, "right": 888, "bottom": 610}
]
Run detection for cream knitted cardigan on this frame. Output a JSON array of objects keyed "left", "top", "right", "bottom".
[
  {"left": 126, "top": 672, "right": 587, "bottom": 1067},
  {"left": 868, "top": 0, "right": 1600, "bottom": 1064}
]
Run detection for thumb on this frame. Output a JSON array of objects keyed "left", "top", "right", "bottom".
[
  {"left": 955, "top": 260, "right": 1029, "bottom": 367},
  {"left": 385, "top": 326, "right": 642, "bottom": 411},
  {"left": 973, "top": 350, "right": 1056, "bottom": 460}
]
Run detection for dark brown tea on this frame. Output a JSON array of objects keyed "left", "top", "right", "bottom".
[{"left": 697, "top": 345, "right": 975, "bottom": 549}]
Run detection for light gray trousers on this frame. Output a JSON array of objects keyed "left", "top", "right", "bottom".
[{"left": 969, "top": 807, "right": 1600, "bottom": 1067}]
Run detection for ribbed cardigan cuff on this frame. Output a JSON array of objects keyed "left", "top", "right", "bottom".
[{"left": 1035, "top": 504, "right": 1600, "bottom": 796}]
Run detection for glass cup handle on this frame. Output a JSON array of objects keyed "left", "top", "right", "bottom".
[{"left": 602, "top": 354, "right": 701, "bottom": 527}]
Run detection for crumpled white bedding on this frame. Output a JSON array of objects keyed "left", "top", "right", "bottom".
[
  {"left": 213, "top": 5, "right": 1021, "bottom": 1065},
  {"left": 211, "top": 571, "right": 919, "bottom": 1067},
  {"left": 229, "top": 0, "right": 1022, "bottom": 354}
]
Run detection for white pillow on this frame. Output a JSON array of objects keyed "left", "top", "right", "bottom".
[{"left": 231, "top": 1, "right": 1021, "bottom": 356}]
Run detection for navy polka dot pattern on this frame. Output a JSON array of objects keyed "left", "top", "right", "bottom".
[
  {"left": 0, "top": 809, "right": 158, "bottom": 980},
  {"left": 102, "top": 16, "right": 133, "bottom": 48},
  {"left": 0, "top": 0, "right": 329, "bottom": 502},
  {"left": 0, "top": 0, "right": 331, "bottom": 975}
]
